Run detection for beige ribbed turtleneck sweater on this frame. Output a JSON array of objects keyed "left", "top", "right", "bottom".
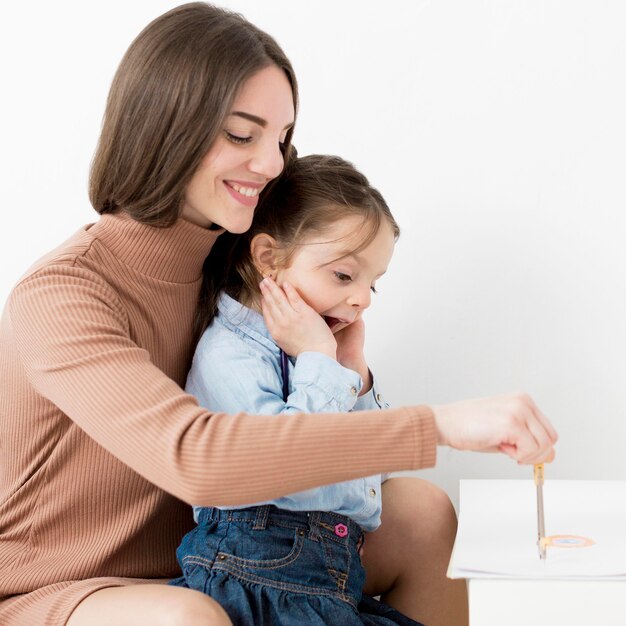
[{"left": 0, "top": 212, "right": 436, "bottom": 624}]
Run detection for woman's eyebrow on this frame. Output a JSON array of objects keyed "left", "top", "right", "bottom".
[{"left": 231, "top": 111, "right": 294, "bottom": 130}]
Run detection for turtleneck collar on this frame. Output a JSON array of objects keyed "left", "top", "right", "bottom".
[{"left": 87, "top": 212, "right": 223, "bottom": 283}]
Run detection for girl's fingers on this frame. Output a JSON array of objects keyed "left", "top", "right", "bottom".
[
  {"left": 259, "top": 278, "right": 286, "bottom": 319},
  {"left": 259, "top": 281, "right": 276, "bottom": 321},
  {"left": 260, "top": 279, "right": 301, "bottom": 336},
  {"left": 282, "top": 281, "right": 305, "bottom": 311},
  {"left": 259, "top": 293, "right": 276, "bottom": 328},
  {"left": 261, "top": 277, "right": 293, "bottom": 315}
]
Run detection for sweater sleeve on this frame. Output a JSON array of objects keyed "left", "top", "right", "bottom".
[{"left": 9, "top": 266, "right": 436, "bottom": 507}]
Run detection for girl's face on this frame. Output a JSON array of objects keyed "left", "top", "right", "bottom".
[
  {"left": 182, "top": 65, "right": 295, "bottom": 232},
  {"left": 276, "top": 216, "right": 396, "bottom": 334}
]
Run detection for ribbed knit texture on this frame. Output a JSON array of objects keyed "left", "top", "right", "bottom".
[{"left": 0, "top": 212, "right": 436, "bottom": 624}]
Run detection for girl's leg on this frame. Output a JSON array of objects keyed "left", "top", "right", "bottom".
[
  {"left": 67, "top": 583, "right": 232, "bottom": 626},
  {"left": 361, "top": 477, "right": 469, "bottom": 626}
]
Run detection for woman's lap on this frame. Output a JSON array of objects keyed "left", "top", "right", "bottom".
[
  {"left": 171, "top": 505, "right": 423, "bottom": 626},
  {"left": 2, "top": 478, "right": 455, "bottom": 625},
  {"left": 0, "top": 577, "right": 230, "bottom": 626},
  {"left": 66, "top": 582, "right": 231, "bottom": 626},
  {"left": 0, "top": 577, "right": 156, "bottom": 626}
]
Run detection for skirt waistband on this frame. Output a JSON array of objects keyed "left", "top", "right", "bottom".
[{"left": 196, "top": 505, "right": 364, "bottom": 546}]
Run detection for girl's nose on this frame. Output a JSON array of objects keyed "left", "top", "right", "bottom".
[
  {"left": 347, "top": 285, "right": 371, "bottom": 310},
  {"left": 248, "top": 140, "right": 284, "bottom": 180}
]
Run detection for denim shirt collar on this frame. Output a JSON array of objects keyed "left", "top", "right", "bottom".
[{"left": 216, "top": 292, "right": 279, "bottom": 355}]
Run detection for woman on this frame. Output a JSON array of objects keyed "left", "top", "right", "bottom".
[{"left": 0, "top": 4, "right": 556, "bottom": 625}]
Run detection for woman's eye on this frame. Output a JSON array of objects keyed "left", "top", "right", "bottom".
[
  {"left": 334, "top": 272, "right": 352, "bottom": 282},
  {"left": 370, "top": 285, "right": 378, "bottom": 294},
  {"left": 225, "top": 131, "right": 252, "bottom": 145}
]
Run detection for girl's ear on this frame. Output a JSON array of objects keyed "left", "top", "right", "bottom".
[{"left": 250, "top": 233, "right": 280, "bottom": 278}]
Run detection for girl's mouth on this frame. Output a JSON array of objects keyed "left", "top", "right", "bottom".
[{"left": 323, "top": 316, "right": 345, "bottom": 332}]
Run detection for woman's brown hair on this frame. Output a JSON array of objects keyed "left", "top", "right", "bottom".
[
  {"left": 90, "top": 2, "right": 298, "bottom": 226},
  {"left": 195, "top": 154, "right": 400, "bottom": 336}
]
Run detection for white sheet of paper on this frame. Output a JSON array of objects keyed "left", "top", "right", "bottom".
[{"left": 448, "top": 480, "right": 626, "bottom": 580}]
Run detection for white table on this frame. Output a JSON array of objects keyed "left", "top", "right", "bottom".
[
  {"left": 448, "top": 480, "right": 626, "bottom": 626},
  {"left": 469, "top": 578, "right": 626, "bottom": 626}
]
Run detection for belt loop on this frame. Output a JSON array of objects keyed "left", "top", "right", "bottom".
[
  {"left": 308, "top": 511, "right": 321, "bottom": 541},
  {"left": 252, "top": 505, "right": 270, "bottom": 530}
]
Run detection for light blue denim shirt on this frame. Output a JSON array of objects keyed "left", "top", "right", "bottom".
[{"left": 185, "top": 292, "right": 390, "bottom": 531}]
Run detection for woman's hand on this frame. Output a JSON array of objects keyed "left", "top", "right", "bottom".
[
  {"left": 259, "top": 277, "right": 337, "bottom": 359},
  {"left": 334, "top": 319, "right": 372, "bottom": 394},
  {"left": 433, "top": 393, "right": 558, "bottom": 464}
]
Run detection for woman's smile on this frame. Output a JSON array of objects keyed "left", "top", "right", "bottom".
[{"left": 223, "top": 180, "right": 263, "bottom": 207}]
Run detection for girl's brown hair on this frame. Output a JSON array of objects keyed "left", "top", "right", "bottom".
[
  {"left": 196, "top": 154, "right": 400, "bottom": 335},
  {"left": 90, "top": 2, "right": 298, "bottom": 226}
]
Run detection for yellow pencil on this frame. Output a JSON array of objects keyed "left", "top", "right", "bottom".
[{"left": 534, "top": 463, "right": 547, "bottom": 559}]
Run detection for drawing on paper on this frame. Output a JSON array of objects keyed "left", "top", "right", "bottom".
[{"left": 543, "top": 534, "right": 594, "bottom": 549}]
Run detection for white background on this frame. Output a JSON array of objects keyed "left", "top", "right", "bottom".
[{"left": 1, "top": 1, "right": 625, "bottom": 508}]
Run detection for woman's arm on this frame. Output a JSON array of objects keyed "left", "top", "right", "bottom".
[{"left": 8, "top": 265, "right": 436, "bottom": 507}]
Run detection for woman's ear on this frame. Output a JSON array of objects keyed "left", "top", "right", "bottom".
[{"left": 250, "top": 233, "right": 280, "bottom": 278}]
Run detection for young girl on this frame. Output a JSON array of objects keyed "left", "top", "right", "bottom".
[{"left": 172, "top": 154, "right": 423, "bottom": 625}]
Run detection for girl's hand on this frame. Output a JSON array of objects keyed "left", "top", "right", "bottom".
[
  {"left": 433, "top": 393, "right": 558, "bottom": 464},
  {"left": 334, "top": 319, "right": 372, "bottom": 394},
  {"left": 260, "top": 277, "right": 337, "bottom": 359}
]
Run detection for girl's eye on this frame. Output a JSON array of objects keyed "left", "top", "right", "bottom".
[
  {"left": 370, "top": 285, "right": 378, "bottom": 294},
  {"left": 334, "top": 271, "right": 352, "bottom": 283},
  {"left": 225, "top": 131, "right": 252, "bottom": 145}
]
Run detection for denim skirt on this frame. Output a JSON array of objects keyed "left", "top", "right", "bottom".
[{"left": 170, "top": 505, "right": 424, "bottom": 626}]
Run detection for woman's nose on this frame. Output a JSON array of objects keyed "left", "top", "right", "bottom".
[{"left": 248, "top": 140, "right": 284, "bottom": 180}]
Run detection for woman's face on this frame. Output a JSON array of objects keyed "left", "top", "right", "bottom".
[{"left": 182, "top": 65, "right": 295, "bottom": 232}]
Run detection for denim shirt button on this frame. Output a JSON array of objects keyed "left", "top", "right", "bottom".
[
  {"left": 350, "top": 386, "right": 357, "bottom": 396},
  {"left": 369, "top": 488, "right": 377, "bottom": 497},
  {"left": 376, "top": 393, "right": 382, "bottom": 403}
]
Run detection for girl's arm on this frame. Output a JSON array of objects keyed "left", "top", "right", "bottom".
[{"left": 186, "top": 331, "right": 366, "bottom": 418}]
